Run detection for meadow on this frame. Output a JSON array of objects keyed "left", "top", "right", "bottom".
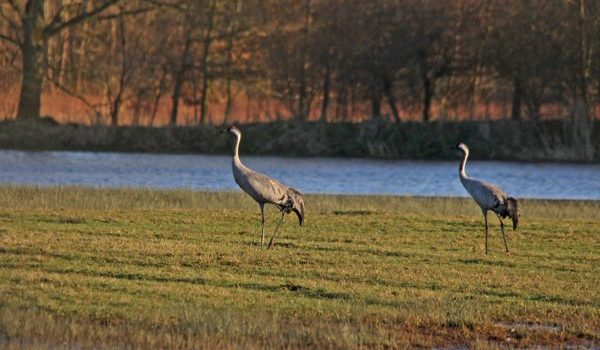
[{"left": 0, "top": 186, "right": 598, "bottom": 348}]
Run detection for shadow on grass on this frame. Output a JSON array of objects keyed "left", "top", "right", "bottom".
[
  {"left": 455, "top": 258, "right": 517, "bottom": 268},
  {"left": 9, "top": 260, "right": 356, "bottom": 303},
  {"left": 332, "top": 210, "right": 375, "bottom": 216}
]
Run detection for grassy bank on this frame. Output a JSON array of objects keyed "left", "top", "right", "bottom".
[
  {"left": 1, "top": 118, "right": 599, "bottom": 161},
  {"left": 0, "top": 186, "right": 598, "bottom": 348}
]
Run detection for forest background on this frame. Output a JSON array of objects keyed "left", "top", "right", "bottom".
[{"left": 0, "top": 0, "right": 598, "bottom": 160}]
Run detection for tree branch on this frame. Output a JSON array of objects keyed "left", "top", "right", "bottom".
[
  {"left": 46, "top": 75, "right": 105, "bottom": 123},
  {"left": 94, "top": 7, "right": 154, "bottom": 21},
  {"left": 139, "top": 0, "right": 186, "bottom": 12},
  {"left": 5, "top": 0, "right": 23, "bottom": 22},
  {"left": 45, "top": 3, "right": 69, "bottom": 35},
  {"left": 0, "top": 6, "right": 22, "bottom": 34},
  {"left": 44, "top": 0, "right": 120, "bottom": 37},
  {"left": 0, "top": 33, "right": 20, "bottom": 47},
  {"left": 0, "top": 50, "right": 19, "bottom": 72}
]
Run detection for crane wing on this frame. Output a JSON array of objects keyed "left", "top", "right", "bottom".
[
  {"left": 237, "top": 168, "right": 304, "bottom": 226},
  {"left": 463, "top": 177, "right": 507, "bottom": 210},
  {"left": 242, "top": 169, "right": 288, "bottom": 204}
]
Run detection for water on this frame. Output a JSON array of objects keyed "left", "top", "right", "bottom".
[{"left": 0, "top": 150, "right": 598, "bottom": 200}]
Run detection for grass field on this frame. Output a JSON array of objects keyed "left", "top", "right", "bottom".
[{"left": 0, "top": 186, "right": 598, "bottom": 349}]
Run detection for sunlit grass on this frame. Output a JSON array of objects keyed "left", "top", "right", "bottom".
[
  {"left": 0, "top": 185, "right": 597, "bottom": 219},
  {"left": 0, "top": 186, "right": 598, "bottom": 348}
]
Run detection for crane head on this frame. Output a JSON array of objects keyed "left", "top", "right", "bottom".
[
  {"left": 456, "top": 142, "right": 469, "bottom": 154},
  {"left": 287, "top": 188, "right": 304, "bottom": 226},
  {"left": 507, "top": 197, "right": 521, "bottom": 230},
  {"left": 223, "top": 126, "right": 241, "bottom": 137}
]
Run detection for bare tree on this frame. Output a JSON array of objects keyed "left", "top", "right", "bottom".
[{"left": 0, "top": 0, "right": 121, "bottom": 120}]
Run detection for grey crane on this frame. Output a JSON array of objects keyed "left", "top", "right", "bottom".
[
  {"left": 456, "top": 143, "right": 521, "bottom": 254},
  {"left": 223, "top": 126, "right": 304, "bottom": 249}
]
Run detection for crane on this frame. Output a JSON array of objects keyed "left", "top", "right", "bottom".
[
  {"left": 456, "top": 143, "right": 521, "bottom": 254},
  {"left": 223, "top": 126, "right": 304, "bottom": 249}
]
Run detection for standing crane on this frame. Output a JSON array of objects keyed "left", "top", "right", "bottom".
[
  {"left": 223, "top": 126, "right": 304, "bottom": 249},
  {"left": 456, "top": 143, "right": 521, "bottom": 254}
]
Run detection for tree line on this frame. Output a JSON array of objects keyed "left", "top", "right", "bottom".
[{"left": 0, "top": 0, "right": 599, "bottom": 126}]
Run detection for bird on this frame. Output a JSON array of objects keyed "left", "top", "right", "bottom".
[
  {"left": 223, "top": 126, "right": 304, "bottom": 249},
  {"left": 456, "top": 143, "right": 521, "bottom": 254}
]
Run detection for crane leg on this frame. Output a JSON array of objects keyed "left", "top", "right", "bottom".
[
  {"left": 497, "top": 214, "right": 510, "bottom": 254},
  {"left": 259, "top": 203, "right": 265, "bottom": 249},
  {"left": 483, "top": 210, "right": 488, "bottom": 254},
  {"left": 267, "top": 211, "right": 285, "bottom": 250}
]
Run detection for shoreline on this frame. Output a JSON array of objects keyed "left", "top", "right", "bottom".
[
  {"left": 1, "top": 146, "right": 600, "bottom": 165},
  {"left": 0, "top": 118, "right": 598, "bottom": 162}
]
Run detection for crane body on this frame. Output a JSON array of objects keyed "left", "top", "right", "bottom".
[
  {"left": 457, "top": 143, "right": 521, "bottom": 254},
  {"left": 225, "top": 126, "right": 304, "bottom": 249}
]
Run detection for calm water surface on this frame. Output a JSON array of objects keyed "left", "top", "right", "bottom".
[{"left": 0, "top": 150, "right": 598, "bottom": 200}]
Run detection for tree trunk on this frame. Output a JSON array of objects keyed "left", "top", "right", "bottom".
[
  {"left": 76, "top": 1, "right": 94, "bottom": 91},
  {"left": 150, "top": 67, "right": 167, "bottom": 126},
  {"left": 297, "top": 0, "right": 311, "bottom": 121},
  {"left": 57, "top": 0, "right": 74, "bottom": 87},
  {"left": 224, "top": 72, "right": 233, "bottom": 125},
  {"left": 320, "top": 62, "right": 330, "bottom": 122},
  {"left": 110, "top": 92, "right": 122, "bottom": 126},
  {"left": 418, "top": 54, "right": 433, "bottom": 122},
  {"left": 16, "top": 0, "right": 118, "bottom": 120},
  {"left": 371, "top": 88, "right": 382, "bottom": 119},
  {"left": 170, "top": 26, "right": 192, "bottom": 126},
  {"left": 17, "top": 0, "right": 46, "bottom": 120},
  {"left": 511, "top": 76, "right": 522, "bottom": 121},
  {"left": 199, "top": 0, "right": 216, "bottom": 125},
  {"left": 384, "top": 80, "right": 401, "bottom": 122},
  {"left": 422, "top": 76, "right": 433, "bottom": 122},
  {"left": 169, "top": 70, "right": 185, "bottom": 126},
  {"left": 110, "top": 10, "right": 127, "bottom": 127},
  {"left": 335, "top": 87, "right": 347, "bottom": 122},
  {"left": 58, "top": 28, "right": 73, "bottom": 86},
  {"left": 223, "top": 0, "right": 242, "bottom": 125},
  {"left": 577, "top": 0, "right": 592, "bottom": 120}
]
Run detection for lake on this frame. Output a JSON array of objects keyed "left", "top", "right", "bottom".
[{"left": 0, "top": 150, "right": 598, "bottom": 200}]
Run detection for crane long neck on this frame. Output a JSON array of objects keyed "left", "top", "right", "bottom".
[
  {"left": 233, "top": 132, "right": 241, "bottom": 162},
  {"left": 459, "top": 150, "right": 469, "bottom": 179}
]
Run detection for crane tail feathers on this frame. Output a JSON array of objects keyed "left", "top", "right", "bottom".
[
  {"left": 507, "top": 197, "right": 521, "bottom": 230},
  {"left": 288, "top": 188, "right": 304, "bottom": 226}
]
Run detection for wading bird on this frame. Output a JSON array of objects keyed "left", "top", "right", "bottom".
[
  {"left": 223, "top": 126, "right": 304, "bottom": 249},
  {"left": 456, "top": 143, "right": 521, "bottom": 254}
]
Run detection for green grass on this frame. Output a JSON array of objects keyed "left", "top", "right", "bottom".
[{"left": 0, "top": 186, "right": 598, "bottom": 349}]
